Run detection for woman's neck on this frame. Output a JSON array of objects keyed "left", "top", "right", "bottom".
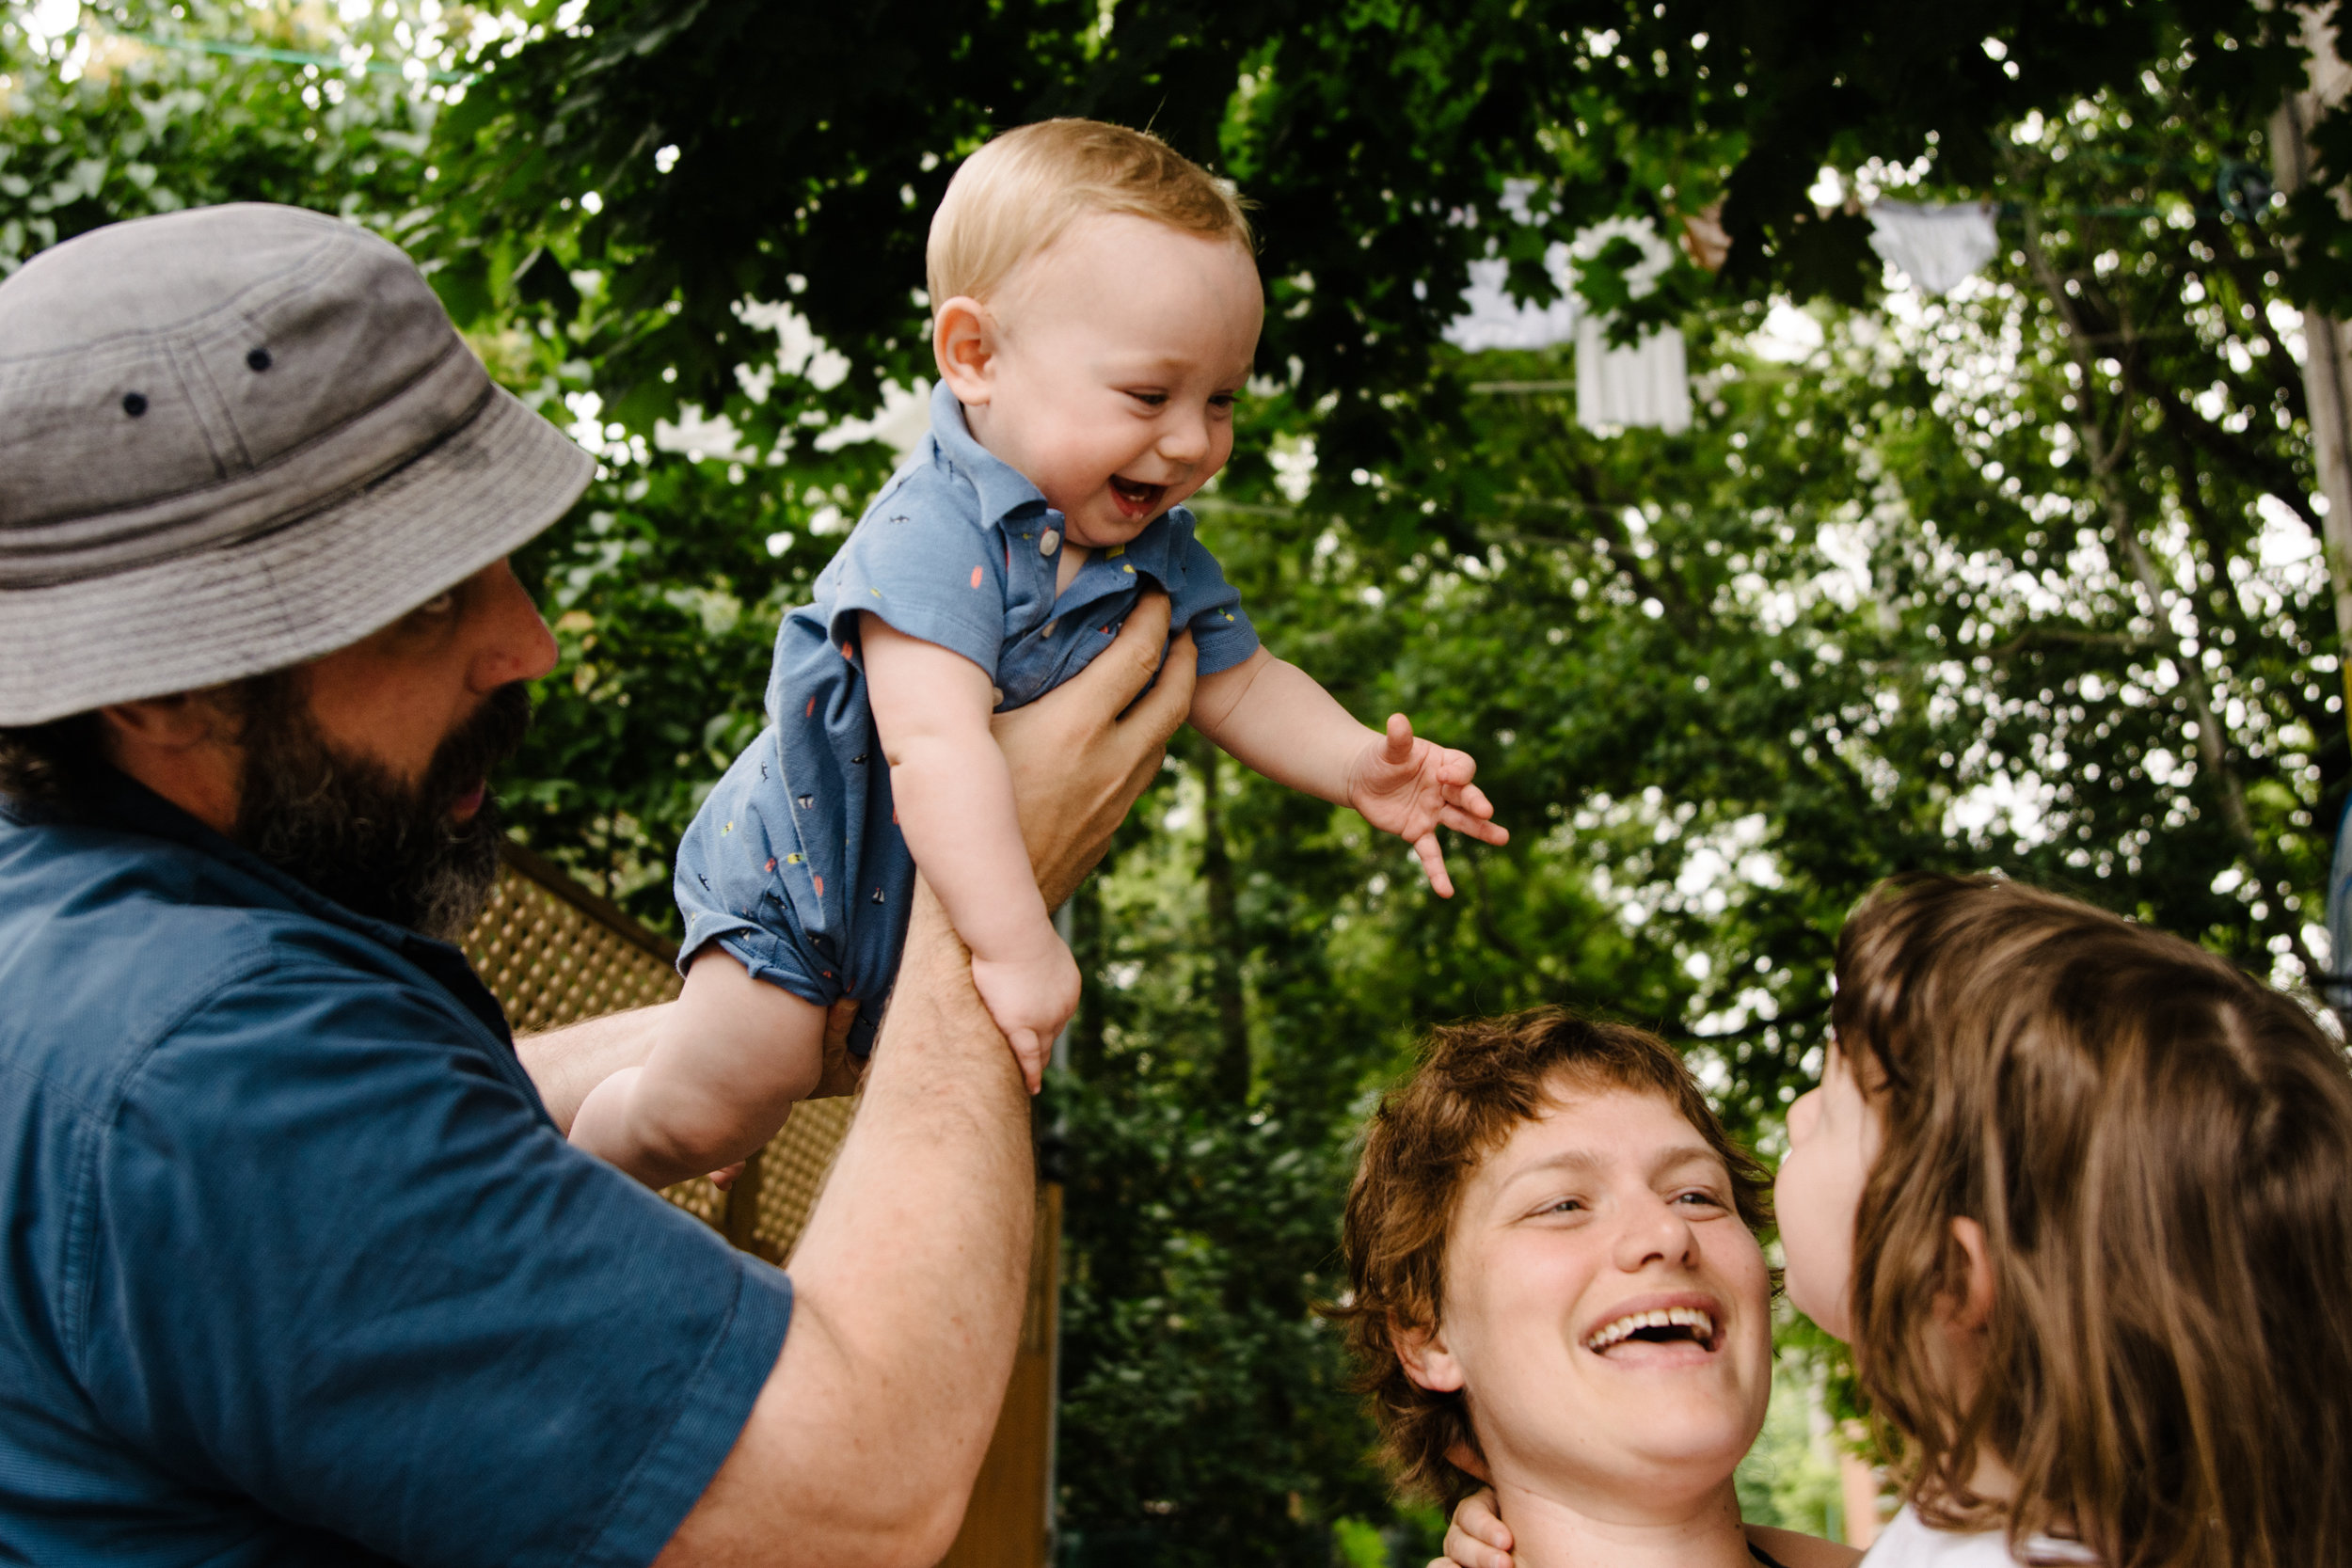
[{"left": 1493, "top": 1474, "right": 1756, "bottom": 1568}]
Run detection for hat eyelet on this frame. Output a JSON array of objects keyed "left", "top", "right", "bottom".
[
  {"left": 246, "top": 348, "right": 272, "bottom": 372},
  {"left": 120, "top": 392, "right": 148, "bottom": 418}
]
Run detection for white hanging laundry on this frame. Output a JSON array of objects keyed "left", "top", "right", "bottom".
[
  {"left": 1575, "top": 316, "right": 1692, "bottom": 434},
  {"left": 1867, "top": 200, "right": 2000, "bottom": 296},
  {"left": 1444, "top": 212, "right": 1694, "bottom": 434},
  {"left": 1443, "top": 244, "right": 1581, "bottom": 352}
]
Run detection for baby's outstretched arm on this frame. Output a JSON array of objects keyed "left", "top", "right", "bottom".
[
  {"left": 1193, "top": 647, "right": 1508, "bottom": 895},
  {"left": 861, "top": 614, "right": 1078, "bottom": 1087}
]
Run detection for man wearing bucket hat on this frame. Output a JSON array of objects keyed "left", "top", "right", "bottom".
[{"left": 0, "top": 203, "right": 1196, "bottom": 1566}]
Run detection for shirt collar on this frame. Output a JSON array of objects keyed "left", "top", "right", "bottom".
[
  {"left": 21, "top": 768, "right": 515, "bottom": 1046},
  {"left": 927, "top": 380, "right": 1052, "bottom": 532},
  {"left": 922, "top": 379, "right": 1196, "bottom": 586}
]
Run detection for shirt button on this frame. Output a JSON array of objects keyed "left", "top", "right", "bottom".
[{"left": 1040, "top": 530, "right": 1060, "bottom": 557}]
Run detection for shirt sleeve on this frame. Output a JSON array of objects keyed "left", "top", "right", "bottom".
[
  {"left": 823, "top": 482, "right": 1009, "bottom": 678},
  {"left": 1168, "top": 526, "right": 1261, "bottom": 676},
  {"left": 75, "top": 958, "right": 791, "bottom": 1568}
]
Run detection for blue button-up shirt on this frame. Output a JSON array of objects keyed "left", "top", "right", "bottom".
[{"left": 0, "top": 776, "right": 791, "bottom": 1566}]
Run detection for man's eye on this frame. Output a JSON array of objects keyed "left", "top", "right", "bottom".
[
  {"left": 408, "top": 591, "right": 457, "bottom": 623},
  {"left": 1676, "top": 1190, "right": 1727, "bottom": 1211},
  {"left": 1543, "top": 1197, "right": 1585, "bottom": 1215}
]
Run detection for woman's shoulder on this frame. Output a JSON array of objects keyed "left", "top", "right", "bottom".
[{"left": 1747, "top": 1523, "right": 1863, "bottom": 1568}]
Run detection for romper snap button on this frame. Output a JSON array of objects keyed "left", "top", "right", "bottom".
[
  {"left": 1039, "top": 530, "right": 1059, "bottom": 557},
  {"left": 120, "top": 392, "right": 148, "bottom": 417}
]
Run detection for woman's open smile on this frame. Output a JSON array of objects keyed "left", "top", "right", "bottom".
[{"left": 1579, "top": 1291, "right": 1726, "bottom": 1364}]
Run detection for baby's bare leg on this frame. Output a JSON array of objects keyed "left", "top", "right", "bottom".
[{"left": 569, "top": 947, "right": 828, "bottom": 1189}]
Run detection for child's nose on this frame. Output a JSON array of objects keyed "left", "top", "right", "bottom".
[{"left": 1156, "top": 412, "right": 1210, "bottom": 466}]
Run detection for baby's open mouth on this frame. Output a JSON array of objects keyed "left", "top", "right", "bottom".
[
  {"left": 1583, "top": 1307, "right": 1718, "bottom": 1354},
  {"left": 1108, "top": 475, "right": 1166, "bottom": 517}
]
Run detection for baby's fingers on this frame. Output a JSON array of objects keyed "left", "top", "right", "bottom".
[
  {"left": 1445, "top": 780, "right": 1497, "bottom": 821},
  {"left": 1413, "top": 832, "right": 1456, "bottom": 898},
  {"left": 1440, "top": 803, "right": 1511, "bottom": 847},
  {"left": 1006, "top": 1027, "right": 1046, "bottom": 1095}
]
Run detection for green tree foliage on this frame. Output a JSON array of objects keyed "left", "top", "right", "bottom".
[{"left": 5, "top": 2, "right": 2346, "bottom": 1560}]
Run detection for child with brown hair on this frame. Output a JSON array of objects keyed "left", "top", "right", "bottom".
[{"left": 1444, "top": 873, "right": 2352, "bottom": 1568}]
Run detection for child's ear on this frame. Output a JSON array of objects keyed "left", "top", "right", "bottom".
[
  {"left": 932, "top": 296, "right": 995, "bottom": 404},
  {"left": 1944, "top": 1215, "right": 1996, "bottom": 1335},
  {"left": 1394, "top": 1314, "right": 1467, "bottom": 1394}
]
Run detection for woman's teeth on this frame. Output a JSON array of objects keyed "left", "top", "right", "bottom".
[{"left": 1583, "top": 1307, "right": 1716, "bottom": 1352}]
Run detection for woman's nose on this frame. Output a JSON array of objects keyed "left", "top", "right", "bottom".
[{"left": 1612, "top": 1194, "right": 1703, "bottom": 1274}]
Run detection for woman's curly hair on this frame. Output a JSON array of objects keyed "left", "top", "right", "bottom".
[{"left": 1331, "top": 1006, "right": 1771, "bottom": 1505}]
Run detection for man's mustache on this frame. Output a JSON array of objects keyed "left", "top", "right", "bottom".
[{"left": 422, "top": 683, "right": 533, "bottom": 814}]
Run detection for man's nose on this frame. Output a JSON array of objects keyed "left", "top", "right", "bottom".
[{"left": 468, "top": 559, "right": 559, "bottom": 692}]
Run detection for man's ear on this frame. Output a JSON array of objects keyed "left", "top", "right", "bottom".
[
  {"left": 932, "top": 295, "right": 996, "bottom": 405},
  {"left": 1393, "top": 1315, "right": 1466, "bottom": 1394},
  {"left": 96, "top": 692, "right": 229, "bottom": 754},
  {"left": 1944, "top": 1215, "right": 1996, "bottom": 1335}
]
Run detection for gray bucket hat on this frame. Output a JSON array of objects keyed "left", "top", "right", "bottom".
[{"left": 0, "top": 202, "right": 595, "bottom": 725}]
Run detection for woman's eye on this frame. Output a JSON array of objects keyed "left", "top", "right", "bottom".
[
  {"left": 1675, "top": 1190, "right": 1727, "bottom": 1211},
  {"left": 1542, "top": 1197, "right": 1586, "bottom": 1215}
]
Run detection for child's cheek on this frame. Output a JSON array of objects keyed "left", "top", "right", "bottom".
[{"left": 1774, "top": 1148, "right": 1858, "bottom": 1342}]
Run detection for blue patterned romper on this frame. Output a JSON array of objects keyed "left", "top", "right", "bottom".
[{"left": 672, "top": 382, "right": 1262, "bottom": 1054}]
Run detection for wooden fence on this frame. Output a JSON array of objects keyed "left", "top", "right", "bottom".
[{"left": 463, "top": 843, "right": 1058, "bottom": 1567}]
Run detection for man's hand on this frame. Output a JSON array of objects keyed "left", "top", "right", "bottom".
[
  {"left": 1345, "top": 713, "right": 1509, "bottom": 897},
  {"left": 992, "top": 590, "right": 1198, "bottom": 908}
]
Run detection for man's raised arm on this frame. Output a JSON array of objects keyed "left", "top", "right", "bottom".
[{"left": 654, "top": 599, "right": 1197, "bottom": 1568}]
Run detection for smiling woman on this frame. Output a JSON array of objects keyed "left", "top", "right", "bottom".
[{"left": 1336, "top": 1009, "right": 1855, "bottom": 1568}]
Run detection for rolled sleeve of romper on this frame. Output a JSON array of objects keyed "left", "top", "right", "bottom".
[
  {"left": 1171, "top": 523, "right": 1262, "bottom": 676},
  {"left": 73, "top": 960, "right": 791, "bottom": 1568},
  {"left": 822, "top": 501, "right": 1009, "bottom": 679}
]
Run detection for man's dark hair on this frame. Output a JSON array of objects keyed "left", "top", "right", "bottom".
[{"left": 0, "top": 712, "right": 106, "bottom": 808}]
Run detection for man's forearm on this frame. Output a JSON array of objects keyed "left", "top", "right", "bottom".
[{"left": 658, "top": 884, "right": 1034, "bottom": 1567}]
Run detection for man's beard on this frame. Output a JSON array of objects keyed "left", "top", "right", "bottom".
[{"left": 227, "top": 673, "right": 532, "bottom": 942}]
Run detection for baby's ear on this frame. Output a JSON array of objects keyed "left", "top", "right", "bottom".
[
  {"left": 932, "top": 296, "right": 995, "bottom": 403},
  {"left": 1393, "top": 1313, "right": 1467, "bottom": 1393}
]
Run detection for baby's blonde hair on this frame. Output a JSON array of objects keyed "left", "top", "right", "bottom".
[{"left": 925, "top": 119, "right": 1254, "bottom": 308}]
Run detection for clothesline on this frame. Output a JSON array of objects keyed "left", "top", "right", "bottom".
[{"left": 112, "top": 32, "right": 469, "bottom": 84}]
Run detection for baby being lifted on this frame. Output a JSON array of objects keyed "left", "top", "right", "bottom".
[{"left": 573, "top": 119, "right": 1508, "bottom": 1187}]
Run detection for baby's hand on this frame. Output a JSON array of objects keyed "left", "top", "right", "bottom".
[
  {"left": 1345, "top": 713, "right": 1510, "bottom": 897},
  {"left": 1434, "top": 1487, "right": 1514, "bottom": 1568},
  {"left": 970, "top": 934, "right": 1081, "bottom": 1093}
]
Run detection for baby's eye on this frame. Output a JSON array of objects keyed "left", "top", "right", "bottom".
[
  {"left": 1208, "top": 392, "right": 1237, "bottom": 416},
  {"left": 1125, "top": 389, "right": 1168, "bottom": 408}
]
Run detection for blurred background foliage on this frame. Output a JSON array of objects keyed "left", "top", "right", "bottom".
[{"left": 4, "top": 0, "right": 2346, "bottom": 1559}]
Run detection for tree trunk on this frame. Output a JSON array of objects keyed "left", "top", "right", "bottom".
[{"left": 2273, "top": 6, "right": 2352, "bottom": 739}]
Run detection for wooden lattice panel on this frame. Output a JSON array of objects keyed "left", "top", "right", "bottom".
[{"left": 464, "top": 844, "right": 855, "bottom": 1256}]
